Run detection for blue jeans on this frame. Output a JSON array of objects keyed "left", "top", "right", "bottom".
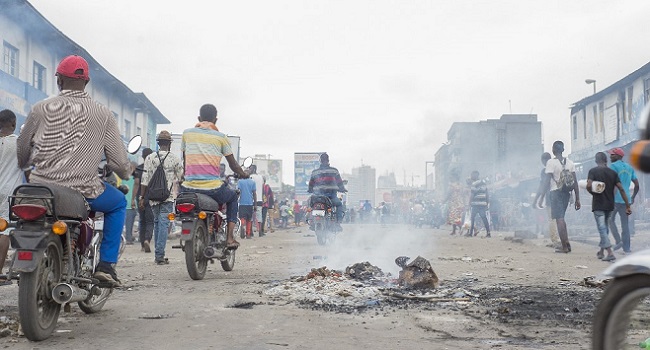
[
  {"left": 594, "top": 210, "right": 613, "bottom": 249},
  {"left": 124, "top": 208, "right": 137, "bottom": 242},
  {"left": 181, "top": 184, "right": 239, "bottom": 223},
  {"left": 152, "top": 201, "right": 174, "bottom": 260},
  {"left": 85, "top": 183, "right": 126, "bottom": 264},
  {"left": 609, "top": 203, "right": 631, "bottom": 252}
]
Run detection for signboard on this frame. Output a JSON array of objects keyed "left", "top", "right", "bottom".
[
  {"left": 294, "top": 152, "right": 323, "bottom": 202},
  {"left": 252, "top": 158, "right": 283, "bottom": 192}
]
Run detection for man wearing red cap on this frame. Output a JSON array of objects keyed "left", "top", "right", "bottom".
[
  {"left": 609, "top": 147, "right": 639, "bottom": 254},
  {"left": 17, "top": 55, "right": 133, "bottom": 286}
]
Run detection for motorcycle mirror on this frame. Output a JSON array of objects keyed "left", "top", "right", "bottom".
[
  {"left": 241, "top": 157, "right": 253, "bottom": 168},
  {"left": 127, "top": 135, "right": 142, "bottom": 154}
]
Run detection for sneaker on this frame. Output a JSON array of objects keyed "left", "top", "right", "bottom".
[
  {"left": 596, "top": 251, "right": 604, "bottom": 259},
  {"left": 259, "top": 233, "right": 266, "bottom": 237},
  {"left": 622, "top": 250, "right": 633, "bottom": 255},
  {"left": 94, "top": 262, "right": 121, "bottom": 287},
  {"left": 155, "top": 258, "right": 169, "bottom": 265},
  {"left": 143, "top": 240, "right": 151, "bottom": 253},
  {"left": 613, "top": 242, "right": 623, "bottom": 251},
  {"left": 602, "top": 254, "right": 616, "bottom": 262}
]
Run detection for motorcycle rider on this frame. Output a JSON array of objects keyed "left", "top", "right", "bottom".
[
  {"left": 308, "top": 153, "right": 347, "bottom": 227},
  {"left": 17, "top": 55, "right": 133, "bottom": 287},
  {"left": 180, "top": 104, "right": 248, "bottom": 249}
]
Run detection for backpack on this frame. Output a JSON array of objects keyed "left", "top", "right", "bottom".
[
  {"left": 556, "top": 158, "right": 575, "bottom": 192},
  {"left": 147, "top": 152, "right": 171, "bottom": 202}
]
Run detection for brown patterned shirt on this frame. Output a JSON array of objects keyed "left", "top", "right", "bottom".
[{"left": 17, "top": 90, "right": 132, "bottom": 199}]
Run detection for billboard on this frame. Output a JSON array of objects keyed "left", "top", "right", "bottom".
[
  {"left": 294, "top": 152, "right": 323, "bottom": 202},
  {"left": 252, "top": 158, "right": 283, "bottom": 192}
]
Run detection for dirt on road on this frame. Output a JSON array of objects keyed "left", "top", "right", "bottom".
[{"left": 0, "top": 223, "right": 626, "bottom": 350}]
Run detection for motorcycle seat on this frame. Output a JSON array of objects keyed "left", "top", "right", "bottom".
[
  {"left": 176, "top": 192, "right": 220, "bottom": 212},
  {"left": 12, "top": 183, "right": 89, "bottom": 220}
]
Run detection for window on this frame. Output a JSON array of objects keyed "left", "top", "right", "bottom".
[
  {"left": 593, "top": 105, "right": 599, "bottom": 133},
  {"left": 599, "top": 101, "right": 605, "bottom": 131},
  {"left": 3, "top": 41, "right": 19, "bottom": 77},
  {"left": 124, "top": 119, "right": 131, "bottom": 139},
  {"left": 583, "top": 110, "right": 587, "bottom": 139},
  {"left": 627, "top": 86, "right": 634, "bottom": 122},
  {"left": 136, "top": 126, "right": 142, "bottom": 138},
  {"left": 33, "top": 61, "right": 46, "bottom": 92},
  {"left": 572, "top": 116, "right": 577, "bottom": 140}
]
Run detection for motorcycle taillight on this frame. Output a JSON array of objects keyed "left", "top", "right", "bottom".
[
  {"left": 176, "top": 203, "right": 195, "bottom": 213},
  {"left": 12, "top": 204, "right": 47, "bottom": 221}
]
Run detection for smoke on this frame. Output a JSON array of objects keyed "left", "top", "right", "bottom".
[{"left": 314, "top": 224, "right": 437, "bottom": 276}]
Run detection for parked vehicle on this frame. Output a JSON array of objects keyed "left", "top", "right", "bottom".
[
  {"left": 306, "top": 195, "right": 342, "bottom": 245},
  {"left": 172, "top": 157, "right": 251, "bottom": 280},
  {"left": 0, "top": 136, "right": 141, "bottom": 341}
]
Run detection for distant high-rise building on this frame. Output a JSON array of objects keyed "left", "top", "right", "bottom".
[{"left": 345, "top": 165, "right": 376, "bottom": 208}]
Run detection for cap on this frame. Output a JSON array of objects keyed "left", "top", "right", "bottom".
[
  {"left": 56, "top": 55, "right": 90, "bottom": 81},
  {"left": 157, "top": 130, "right": 172, "bottom": 141},
  {"left": 609, "top": 147, "right": 625, "bottom": 157}
]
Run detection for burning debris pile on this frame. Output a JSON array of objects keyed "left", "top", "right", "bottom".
[{"left": 265, "top": 257, "right": 472, "bottom": 313}]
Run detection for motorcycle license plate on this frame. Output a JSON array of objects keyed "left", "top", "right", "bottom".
[{"left": 312, "top": 210, "right": 326, "bottom": 216}]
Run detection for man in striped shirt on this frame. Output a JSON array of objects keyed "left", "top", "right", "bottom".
[
  {"left": 308, "top": 153, "right": 347, "bottom": 225},
  {"left": 181, "top": 104, "right": 248, "bottom": 249},
  {"left": 17, "top": 55, "right": 132, "bottom": 286}
]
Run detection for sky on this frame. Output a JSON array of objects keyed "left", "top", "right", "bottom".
[{"left": 27, "top": 0, "right": 650, "bottom": 186}]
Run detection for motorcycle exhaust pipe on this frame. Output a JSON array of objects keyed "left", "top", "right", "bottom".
[
  {"left": 204, "top": 246, "right": 223, "bottom": 259},
  {"left": 52, "top": 283, "right": 90, "bottom": 304}
]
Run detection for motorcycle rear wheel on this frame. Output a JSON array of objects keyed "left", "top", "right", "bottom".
[
  {"left": 18, "top": 235, "right": 63, "bottom": 341},
  {"left": 315, "top": 225, "right": 326, "bottom": 246},
  {"left": 592, "top": 274, "right": 650, "bottom": 350},
  {"left": 185, "top": 221, "right": 208, "bottom": 280}
]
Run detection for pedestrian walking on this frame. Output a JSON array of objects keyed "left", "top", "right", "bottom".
[
  {"left": 608, "top": 147, "right": 639, "bottom": 254},
  {"left": 133, "top": 148, "right": 154, "bottom": 253},
  {"left": 534, "top": 141, "right": 581, "bottom": 253},
  {"left": 249, "top": 165, "right": 265, "bottom": 236},
  {"left": 140, "top": 131, "right": 183, "bottom": 265},
  {"left": 467, "top": 170, "right": 491, "bottom": 238},
  {"left": 261, "top": 177, "right": 274, "bottom": 234},
  {"left": 0, "top": 110, "right": 25, "bottom": 285},
  {"left": 122, "top": 162, "right": 138, "bottom": 245},
  {"left": 293, "top": 200, "right": 302, "bottom": 226},
  {"left": 536, "top": 152, "right": 561, "bottom": 249},
  {"left": 446, "top": 170, "right": 466, "bottom": 236},
  {"left": 237, "top": 171, "right": 257, "bottom": 239},
  {"left": 587, "top": 152, "right": 631, "bottom": 261}
]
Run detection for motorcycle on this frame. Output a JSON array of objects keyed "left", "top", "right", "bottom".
[
  {"left": 0, "top": 135, "right": 141, "bottom": 341},
  {"left": 172, "top": 157, "right": 252, "bottom": 280},
  {"left": 592, "top": 249, "right": 650, "bottom": 349},
  {"left": 306, "top": 195, "right": 343, "bottom": 246}
]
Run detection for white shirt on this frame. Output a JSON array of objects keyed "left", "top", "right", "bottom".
[
  {"left": 545, "top": 157, "right": 576, "bottom": 191},
  {"left": 0, "top": 134, "right": 25, "bottom": 219},
  {"left": 250, "top": 174, "right": 264, "bottom": 203}
]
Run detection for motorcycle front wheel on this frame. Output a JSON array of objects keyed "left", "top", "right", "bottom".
[
  {"left": 592, "top": 274, "right": 650, "bottom": 350},
  {"left": 185, "top": 221, "right": 208, "bottom": 280},
  {"left": 18, "top": 235, "right": 63, "bottom": 341},
  {"left": 78, "top": 286, "right": 112, "bottom": 314}
]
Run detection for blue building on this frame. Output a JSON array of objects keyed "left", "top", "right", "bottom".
[{"left": 0, "top": 0, "right": 169, "bottom": 149}]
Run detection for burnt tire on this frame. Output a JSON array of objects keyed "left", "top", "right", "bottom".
[
  {"left": 18, "top": 235, "right": 63, "bottom": 341},
  {"left": 184, "top": 221, "right": 208, "bottom": 280},
  {"left": 592, "top": 274, "right": 650, "bottom": 350}
]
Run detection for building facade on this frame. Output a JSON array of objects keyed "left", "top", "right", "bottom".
[
  {"left": 0, "top": 0, "right": 169, "bottom": 149},
  {"left": 344, "top": 164, "right": 377, "bottom": 209},
  {"left": 434, "top": 114, "right": 543, "bottom": 200},
  {"left": 570, "top": 61, "right": 650, "bottom": 200}
]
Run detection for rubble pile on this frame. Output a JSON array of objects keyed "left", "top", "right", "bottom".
[
  {"left": 264, "top": 266, "right": 386, "bottom": 310},
  {"left": 397, "top": 256, "right": 439, "bottom": 289},
  {"left": 345, "top": 261, "right": 387, "bottom": 283}
]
